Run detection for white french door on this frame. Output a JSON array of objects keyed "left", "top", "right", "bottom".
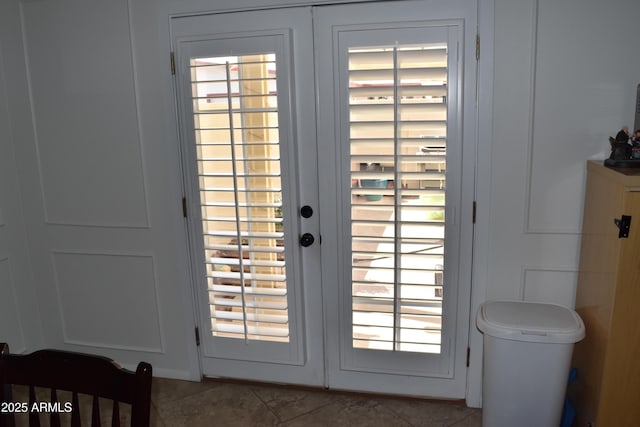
[
  {"left": 172, "top": 0, "right": 476, "bottom": 398},
  {"left": 172, "top": 8, "right": 324, "bottom": 386}
]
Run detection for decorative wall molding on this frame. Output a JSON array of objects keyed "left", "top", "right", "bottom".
[
  {"left": 522, "top": 0, "right": 582, "bottom": 236},
  {"left": 0, "top": 257, "right": 27, "bottom": 354},
  {"left": 521, "top": 0, "right": 636, "bottom": 236},
  {"left": 520, "top": 266, "right": 578, "bottom": 308},
  {"left": 124, "top": 0, "right": 153, "bottom": 229},
  {"left": 0, "top": 40, "right": 10, "bottom": 230},
  {"left": 51, "top": 250, "right": 165, "bottom": 354},
  {"left": 521, "top": 0, "right": 544, "bottom": 235},
  {"left": 21, "top": 0, "right": 150, "bottom": 229}
]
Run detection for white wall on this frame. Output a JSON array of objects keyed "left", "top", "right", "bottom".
[
  {"left": 0, "top": 0, "right": 44, "bottom": 354},
  {"left": 487, "top": 0, "right": 640, "bottom": 307},
  {"left": 5, "top": 0, "right": 200, "bottom": 379},
  {"left": 2, "top": 0, "right": 640, "bottom": 405},
  {"left": 467, "top": 0, "right": 640, "bottom": 405}
]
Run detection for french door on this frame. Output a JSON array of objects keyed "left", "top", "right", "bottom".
[{"left": 172, "top": 0, "right": 476, "bottom": 398}]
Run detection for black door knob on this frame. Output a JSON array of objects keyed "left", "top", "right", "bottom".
[
  {"left": 299, "top": 233, "right": 315, "bottom": 247},
  {"left": 300, "top": 205, "right": 313, "bottom": 218}
]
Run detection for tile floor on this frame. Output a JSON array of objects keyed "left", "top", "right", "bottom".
[{"left": 150, "top": 377, "right": 483, "bottom": 426}]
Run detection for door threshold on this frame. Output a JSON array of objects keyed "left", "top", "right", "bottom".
[{"left": 201, "top": 376, "right": 466, "bottom": 404}]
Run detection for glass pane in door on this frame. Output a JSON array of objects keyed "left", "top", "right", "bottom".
[
  {"left": 349, "top": 44, "right": 447, "bottom": 354},
  {"left": 190, "top": 54, "right": 289, "bottom": 343}
]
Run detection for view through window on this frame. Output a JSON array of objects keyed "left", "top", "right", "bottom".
[
  {"left": 189, "top": 54, "right": 289, "bottom": 343},
  {"left": 349, "top": 44, "right": 448, "bottom": 353}
]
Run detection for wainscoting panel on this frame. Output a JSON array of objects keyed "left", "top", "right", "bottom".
[
  {"left": 525, "top": 0, "right": 640, "bottom": 234},
  {"left": 0, "top": 257, "right": 26, "bottom": 353},
  {"left": 51, "top": 251, "right": 163, "bottom": 353},
  {"left": 0, "top": 38, "right": 9, "bottom": 231},
  {"left": 20, "top": 0, "right": 149, "bottom": 228},
  {"left": 522, "top": 267, "right": 578, "bottom": 308}
]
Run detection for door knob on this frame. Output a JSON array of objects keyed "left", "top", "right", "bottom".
[
  {"left": 300, "top": 205, "right": 313, "bottom": 218},
  {"left": 299, "top": 233, "right": 315, "bottom": 247}
]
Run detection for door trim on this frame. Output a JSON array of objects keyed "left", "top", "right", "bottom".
[{"left": 167, "top": 0, "right": 495, "bottom": 405}]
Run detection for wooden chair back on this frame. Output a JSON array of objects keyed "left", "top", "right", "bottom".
[{"left": 0, "top": 343, "right": 152, "bottom": 427}]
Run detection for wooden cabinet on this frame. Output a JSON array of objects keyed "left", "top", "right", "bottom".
[{"left": 570, "top": 161, "right": 640, "bottom": 426}]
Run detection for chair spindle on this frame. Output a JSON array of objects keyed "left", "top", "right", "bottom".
[
  {"left": 28, "top": 385, "right": 39, "bottom": 427},
  {"left": 91, "top": 395, "right": 100, "bottom": 427},
  {"left": 71, "top": 392, "right": 80, "bottom": 427},
  {"left": 50, "top": 388, "right": 61, "bottom": 427},
  {"left": 111, "top": 401, "right": 120, "bottom": 427}
]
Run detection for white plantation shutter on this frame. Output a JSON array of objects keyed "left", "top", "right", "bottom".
[
  {"left": 190, "top": 54, "right": 290, "bottom": 342},
  {"left": 349, "top": 45, "right": 448, "bottom": 353}
]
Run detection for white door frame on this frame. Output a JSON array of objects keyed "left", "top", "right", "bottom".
[
  {"left": 466, "top": 0, "right": 494, "bottom": 408},
  {"left": 168, "top": 0, "right": 494, "bottom": 407}
]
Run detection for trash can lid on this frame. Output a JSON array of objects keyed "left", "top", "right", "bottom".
[{"left": 477, "top": 300, "right": 585, "bottom": 344}]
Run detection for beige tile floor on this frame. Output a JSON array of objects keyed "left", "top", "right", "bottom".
[
  {"left": 7, "top": 377, "right": 481, "bottom": 426},
  {"left": 150, "top": 377, "right": 482, "bottom": 426}
]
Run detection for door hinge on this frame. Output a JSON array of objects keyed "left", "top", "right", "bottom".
[
  {"left": 475, "top": 35, "right": 480, "bottom": 61},
  {"left": 195, "top": 326, "right": 201, "bottom": 346},
  {"left": 182, "top": 196, "right": 188, "bottom": 218},
  {"left": 170, "top": 51, "right": 176, "bottom": 75},
  {"left": 472, "top": 201, "right": 477, "bottom": 224},
  {"left": 614, "top": 215, "right": 632, "bottom": 238},
  {"left": 466, "top": 347, "right": 470, "bottom": 367}
]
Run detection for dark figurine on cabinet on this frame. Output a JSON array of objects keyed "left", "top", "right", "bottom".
[{"left": 609, "top": 126, "right": 632, "bottom": 160}]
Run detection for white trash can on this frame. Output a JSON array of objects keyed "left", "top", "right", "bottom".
[{"left": 477, "top": 300, "right": 585, "bottom": 427}]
